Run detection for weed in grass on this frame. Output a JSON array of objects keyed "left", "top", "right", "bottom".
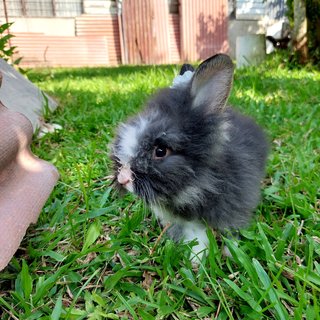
[{"left": 0, "top": 57, "right": 319, "bottom": 319}]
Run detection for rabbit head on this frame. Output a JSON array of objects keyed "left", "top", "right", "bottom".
[{"left": 111, "top": 54, "right": 235, "bottom": 208}]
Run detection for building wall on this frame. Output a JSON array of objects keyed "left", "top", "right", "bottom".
[
  {"left": 9, "top": 18, "right": 75, "bottom": 36},
  {"left": 228, "top": 0, "right": 287, "bottom": 58},
  {"left": 180, "top": 0, "right": 229, "bottom": 61},
  {"left": 1, "top": 0, "right": 229, "bottom": 67},
  {"left": 0, "top": 0, "right": 232, "bottom": 67},
  {"left": 1, "top": 0, "right": 288, "bottom": 66}
]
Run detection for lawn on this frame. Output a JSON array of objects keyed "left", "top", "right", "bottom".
[{"left": 0, "top": 55, "right": 319, "bottom": 319}]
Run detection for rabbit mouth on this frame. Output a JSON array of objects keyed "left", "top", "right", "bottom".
[{"left": 115, "top": 164, "right": 158, "bottom": 203}]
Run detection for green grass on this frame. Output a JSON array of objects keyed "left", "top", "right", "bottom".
[{"left": 0, "top": 55, "right": 319, "bottom": 319}]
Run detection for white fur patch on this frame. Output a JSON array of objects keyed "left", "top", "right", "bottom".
[
  {"left": 211, "top": 120, "right": 231, "bottom": 156},
  {"left": 116, "top": 116, "right": 149, "bottom": 165},
  {"left": 171, "top": 70, "right": 194, "bottom": 88},
  {"left": 219, "top": 120, "right": 231, "bottom": 143},
  {"left": 151, "top": 204, "right": 208, "bottom": 261},
  {"left": 182, "top": 220, "right": 209, "bottom": 260},
  {"left": 124, "top": 180, "right": 134, "bottom": 192}
]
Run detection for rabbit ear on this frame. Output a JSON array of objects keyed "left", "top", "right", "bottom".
[{"left": 191, "top": 54, "right": 234, "bottom": 113}]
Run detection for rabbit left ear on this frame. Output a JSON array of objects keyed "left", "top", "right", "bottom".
[{"left": 191, "top": 54, "right": 234, "bottom": 113}]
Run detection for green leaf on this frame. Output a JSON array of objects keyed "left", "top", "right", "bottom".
[
  {"left": 274, "top": 223, "right": 294, "bottom": 260},
  {"left": 138, "top": 309, "right": 154, "bottom": 320},
  {"left": 207, "top": 227, "right": 225, "bottom": 278},
  {"left": 257, "top": 223, "right": 275, "bottom": 262},
  {"left": 114, "top": 290, "right": 139, "bottom": 320},
  {"left": 0, "top": 22, "right": 13, "bottom": 33},
  {"left": 119, "top": 282, "right": 147, "bottom": 299},
  {"left": 263, "top": 185, "right": 283, "bottom": 201},
  {"left": 92, "top": 292, "right": 107, "bottom": 307},
  {"left": 252, "top": 259, "right": 289, "bottom": 320},
  {"left": 20, "top": 260, "right": 33, "bottom": 299},
  {"left": 224, "top": 238, "right": 259, "bottom": 284},
  {"left": 26, "top": 311, "right": 44, "bottom": 319},
  {"left": 43, "top": 250, "right": 66, "bottom": 262},
  {"left": 224, "top": 279, "right": 262, "bottom": 312},
  {"left": 104, "top": 268, "right": 141, "bottom": 291},
  {"left": 51, "top": 294, "right": 63, "bottom": 320},
  {"left": 34, "top": 265, "right": 69, "bottom": 304},
  {"left": 1, "top": 34, "right": 14, "bottom": 42},
  {"left": 306, "top": 304, "right": 316, "bottom": 320},
  {"left": 158, "top": 304, "right": 175, "bottom": 317},
  {"left": 197, "top": 306, "right": 215, "bottom": 318},
  {"left": 117, "top": 248, "right": 133, "bottom": 265},
  {"left": 103, "top": 314, "right": 119, "bottom": 319},
  {"left": 129, "top": 209, "right": 143, "bottom": 230},
  {"left": 88, "top": 207, "right": 115, "bottom": 219},
  {"left": 82, "top": 220, "right": 101, "bottom": 251},
  {"left": 13, "top": 56, "right": 23, "bottom": 65},
  {"left": 302, "top": 269, "right": 320, "bottom": 287},
  {"left": 179, "top": 267, "right": 195, "bottom": 283},
  {"left": 167, "top": 283, "right": 211, "bottom": 306}
]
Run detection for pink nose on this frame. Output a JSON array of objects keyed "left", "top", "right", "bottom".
[{"left": 117, "top": 166, "right": 132, "bottom": 185}]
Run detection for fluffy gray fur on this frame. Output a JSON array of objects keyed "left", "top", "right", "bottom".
[{"left": 111, "top": 54, "right": 268, "bottom": 251}]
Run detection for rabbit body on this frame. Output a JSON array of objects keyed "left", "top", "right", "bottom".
[{"left": 111, "top": 54, "right": 268, "bottom": 257}]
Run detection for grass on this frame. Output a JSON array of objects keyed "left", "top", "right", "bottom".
[{"left": 0, "top": 54, "right": 319, "bottom": 319}]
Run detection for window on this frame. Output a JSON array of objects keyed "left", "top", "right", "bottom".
[
  {"left": 235, "top": 0, "right": 266, "bottom": 20},
  {"left": 0, "top": 0, "right": 83, "bottom": 17},
  {"left": 235, "top": 0, "right": 286, "bottom": 21}
]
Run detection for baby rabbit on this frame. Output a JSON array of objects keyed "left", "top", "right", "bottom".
[{"left": 111, "top": 54, "right": 268, "bottom": 259}]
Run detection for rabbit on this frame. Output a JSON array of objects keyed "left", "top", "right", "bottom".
[{"left": 111, "top": 54, "right": 268, "bottom": 260}]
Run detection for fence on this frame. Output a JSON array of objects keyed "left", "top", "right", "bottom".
[{"left": 1, "top": 0, "right": 229, "bottom": 67}]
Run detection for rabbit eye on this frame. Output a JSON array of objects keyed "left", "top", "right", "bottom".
[{"left": 153, "top": 145, "right": 170, "bottom": 159}]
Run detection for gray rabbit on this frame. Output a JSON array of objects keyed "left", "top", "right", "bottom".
[{"left": 111, "top": 54, "right": 268, "bottom": 259}]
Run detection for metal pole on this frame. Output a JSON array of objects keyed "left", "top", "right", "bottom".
[
  {"left": 2, "top": 0, "right": 13, "bottom": 60},
  {"left": 3, "top": 0, "right": 9, "bottom": 25},
  {"left": 21, "top": 0, "right": 27, "bottom": 16},
  {"left": 116, "top": 0, "right": 127, "bottom": 64},
  {"left": 51, "top": 0, "right": 56, "bottom": 17}
]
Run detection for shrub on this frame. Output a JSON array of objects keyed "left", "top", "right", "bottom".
[{"left": 0, "top": 22, "right": 22, "bottom": 66}]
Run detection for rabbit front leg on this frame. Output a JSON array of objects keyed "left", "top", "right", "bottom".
[
  {"left": 151, "top": 204, "right": 208, "bottom": 261},
  {"left": 177, "top": 220, "right": 209, "bottom": 262}
]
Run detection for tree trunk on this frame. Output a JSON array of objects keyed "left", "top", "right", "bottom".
[{"left": 293, "top": 0, "right": 308, "bottom": 63}]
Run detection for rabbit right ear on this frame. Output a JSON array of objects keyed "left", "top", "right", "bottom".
[{"left": 190, "top": 54, "right": 234, "bottom": 113}]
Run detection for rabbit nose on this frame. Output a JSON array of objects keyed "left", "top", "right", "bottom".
[{"left": 117, "top": 166, "right": 133, "bottom": 186}]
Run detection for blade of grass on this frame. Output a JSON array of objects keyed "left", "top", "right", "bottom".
[
  {"left": 252, "top": 258, "right": 289, "bottom": 320},
  {"left": 114, "top": 290, "right": 139, "bottom": 320}
]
